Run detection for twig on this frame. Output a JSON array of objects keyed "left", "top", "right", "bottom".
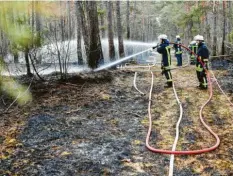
[
  {"left": 4, "top": 92, "right": 20, "bottom": 113},
  {"left": 4, "top": 77, "right": 34, "bottom": 113},
  {"left": 1, "top": 95, "right": 6, "bottom": 105},
  {"left": 81, "top": 82, "right": 86, "bottom": 91},
  {"left": 29, "top": 54, "right": 45, "bottom": 81}
]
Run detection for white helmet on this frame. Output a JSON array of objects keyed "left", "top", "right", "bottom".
[
  {"left": 194, "top": 34, "right": 204, "bottom": 41},
  {"left": 158, "top": 34, "right": 168, "bottom": 40},
  {"left": 176, "top": 35, "right": 180, "bottom": 39},
  {"left": 190, "top": 40, "right": 196, "bottom": 45}
]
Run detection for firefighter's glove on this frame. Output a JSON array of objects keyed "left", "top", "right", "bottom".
[
  {"left": 161, "top": 70, "right": 165, "bottom": 75},
  {"left": 152, "top": 44, "right": 159, "bottom": 49}
]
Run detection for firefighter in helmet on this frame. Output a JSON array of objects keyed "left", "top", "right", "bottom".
[
  {"left": 195, "top": 34, "right": 210, "bottom": 90},
  {"left": 173, "top": 35, "right": 183, "bottom": 66},
  {"left": 188, "top": 40, "right": 198, "bottom": 65},
  {"left": 152, "top": 34, "right": 173, "bottom": 88}
]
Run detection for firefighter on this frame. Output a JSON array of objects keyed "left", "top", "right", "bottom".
[
  {"left": 152, "top": 34, "right": 173, "bottom": 88},
  {"left": 173, "top": 35, "right": 183, "bottom": 66},
  {"left": 194, "top": 34, "right": 210, "bottom": 90},
  {"left": 188, "top": 40, "right": 198, "bottom": 65}
]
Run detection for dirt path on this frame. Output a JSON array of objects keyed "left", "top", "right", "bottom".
[{"left": 0, "top": 60, "right": 233, "bottom": 176}]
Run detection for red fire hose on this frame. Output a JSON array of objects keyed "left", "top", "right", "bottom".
[{"left": 146, "top": 42, "right": 220, "bottom": 154}]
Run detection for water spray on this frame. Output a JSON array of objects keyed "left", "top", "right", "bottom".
[{"left": 94, "top": 48, "right": 154, "bottom": 72}]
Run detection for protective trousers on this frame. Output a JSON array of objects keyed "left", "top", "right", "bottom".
[
  {"left": 162, "top": 67, "right": 172, "bottom": 86},
  {"left": 190, "top": 45, "right": 197, "bottom": 65},
  {"left": 196, "top": 63, "right": 208, "bottom": 88},
  {"left": 176, "top": 54, "right": 182, "bottom": 66},
  {"left": 190, "top": 55, "right": 196, "bottom": 65},
  {"left": 160, "top": 45, "right": 173, "bottom": 87}
]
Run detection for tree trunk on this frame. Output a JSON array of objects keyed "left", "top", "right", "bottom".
[
  {"left": 131, "top": 1, "right": 137, "bottom": 40},
  {"left": 87, "top": 1, "right": 104, "bottom": 69},
  {"left": 29, "top": 53, "right": 44, "bottom": 81},
  {"left": 75, "top": 1, "right": 84, "bottom": 65},
  {"left": 116, "top": 1, "right": 125, "bottom": 58},
  {"left": 228, "top": 1, "right": 232, "bottom": 40},
  {"left": 35, "top": 1, "right": 42, "bottom": 64},
  {"left": 142, "top": 14, "right": 145, "bottom": 41},
  {"left": 100, "top": 1, "right": 106, "bottom": 38},
  {"left": 147, "top": 17, "right": 150, "bottom": 42},
  {"left": 205, "top": 13, "right": 211, "bottom": 46},
  {"left": 1, "top": 2, "right": 9, "bottom": 57},
  {"left": 222, "top": 0, "right": 226, "bottom": 55},
  {"left": 188, "top": 21, "right": 193, "bottom": 41},
  {"left": 9, "top": 2, "right": 19, "bottom": 63},
  {"left": 54, "top": 22, "right": 63, "bottom": 79},
  {"left": 32, "top": 1, "right": 35, "bottom": 37},
  {"left": 25, "top": 47, "right": 32, "bottom": 77},
  {"left": 107, "top": 1, "right": 115, "bottom": 61},
  {"left": 212, "top": 2, "right": 217, "bottom": 56},
  {"left": 67, "top": 1, "right": 72, "bottom": 39},
  {"left": 126, "top": 0, "right": 130, "bottom": 40},
  {"left": 35, "top": 2, "right": 41, "bottom": 43},
  {"left": 77, "top": 1, "right": 89, "bottom": 60},
  {"left": 13, "top": 52, "right": 19, "bottom": 63},
  {"left": 60, "top": 1, "right": 65, "bottom": 41}
]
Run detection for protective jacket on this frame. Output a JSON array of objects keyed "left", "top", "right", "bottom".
[
  {"left": 189, "top": 44, "right": 198, "bottom": 56},
  {"left": 173, "top": 38, "right": 182, "bottom": 66},
  {"left": 196, "top": 42, "right": 210, "bottom": 89},
  {"left": 196, "top": 42, "right": 209, "bottom": 71},
  {"left": 157, "top": 39, "right": 171, "bottom": 69},
  {"left": 189, "top": 43, "right": 198, "bottom": 64},
  {"left": 157, "top": 39, "right": 172, "bottom": 86},
  {"left": 173, "top": 38, "right": 182, "bottom": 55}
]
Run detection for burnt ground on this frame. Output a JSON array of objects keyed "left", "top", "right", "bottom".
[{"left": 0, "top": 58, "right": 233, "bottom": 176}]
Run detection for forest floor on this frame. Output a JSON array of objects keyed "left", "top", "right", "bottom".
[{"left": 0, "top": 58, "right": 233, "bottom": 176}]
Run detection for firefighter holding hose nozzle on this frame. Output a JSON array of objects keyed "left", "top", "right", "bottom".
[
  {"left": 152, "top": 34, "right": 173, "bottom": 88},
  {"left": 194, "top": 34, "right": 210, "bottom": 90}
]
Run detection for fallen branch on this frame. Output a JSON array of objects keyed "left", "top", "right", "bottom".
[
  {"left": 210, "top": 55, "right": 233, "bottom": 58},
  {"left": 64, "top": 83, "right": 81, "bottom": 88},
  {"left": 65, "top": 108, "right": 81, "bottom": 114}
]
